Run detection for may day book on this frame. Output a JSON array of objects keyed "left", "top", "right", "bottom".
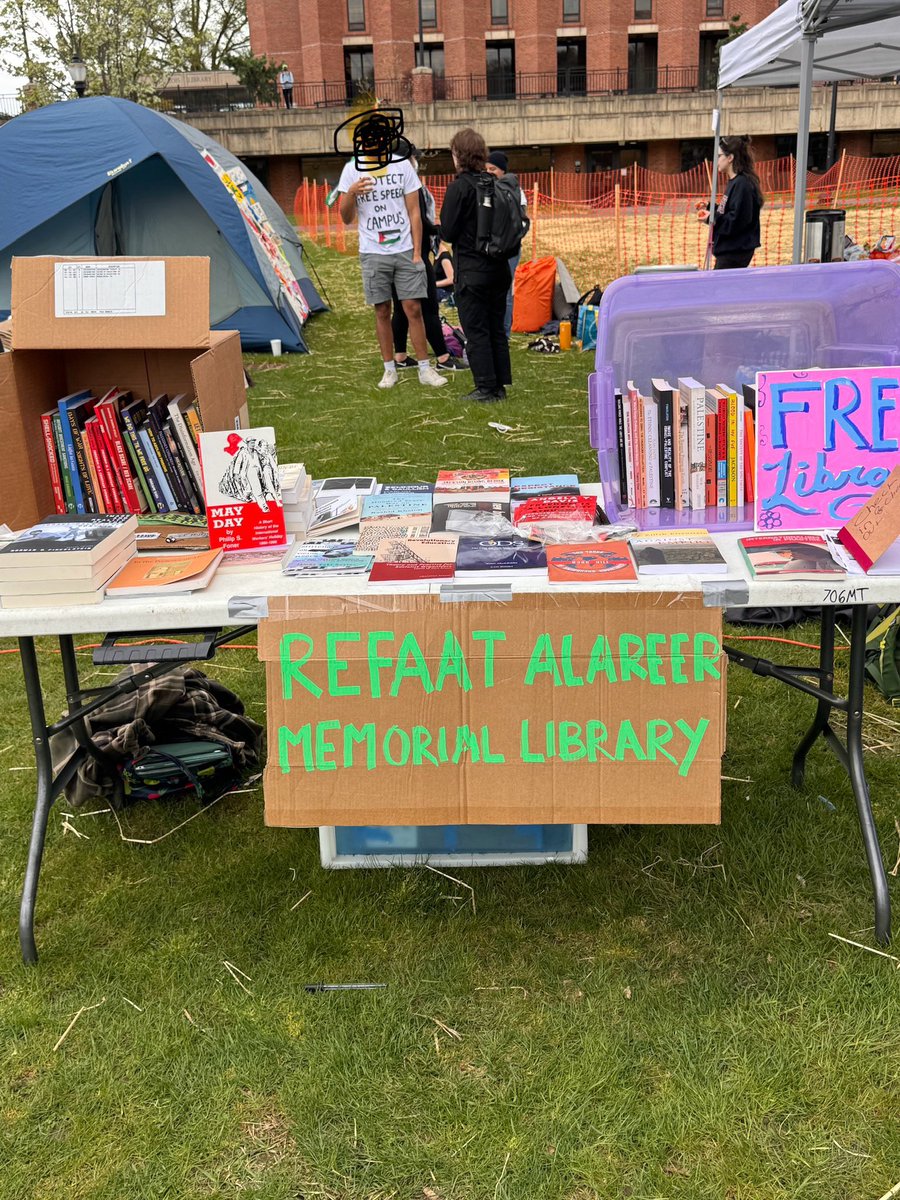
[{"left": 198, "top": 427, "right": 286, "bottom": 553}]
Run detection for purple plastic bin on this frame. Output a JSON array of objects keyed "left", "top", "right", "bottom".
[{"left": 588, "top": 260, "right": 900, "bottom": 530}]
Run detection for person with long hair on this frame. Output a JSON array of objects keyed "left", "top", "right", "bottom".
[
  {"left": 439, "top": 128, "right": 512, "bottom": 403},
  {"left": 698, "top": 135, "right": 764, "bottom": 269}
]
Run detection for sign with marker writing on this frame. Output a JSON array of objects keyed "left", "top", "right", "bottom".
[
  {"left": 756, "top": 367, "right": 900, "bottom": 531},
  {"left": 258, "top": 593, "right": 725, "bottom": 827},
  {"left": 837, "top": 463, "right": 900, "bottom": 570}
]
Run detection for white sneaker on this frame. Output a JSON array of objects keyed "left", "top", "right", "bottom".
[
  {"left": 418, "top": 363, "right": 448, "bottom": 388},
  {"left": 378, "top": 368, "right": 398, "bottom": 389}
]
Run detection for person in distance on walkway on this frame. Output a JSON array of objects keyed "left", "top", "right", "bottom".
[
  {"left": 440, "top": 128, "right": 512, "bottom": 403},
  {"left": 278, "top": 65, "right": 294, "bottom": 109}
]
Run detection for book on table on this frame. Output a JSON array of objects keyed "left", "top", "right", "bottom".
[
  {"left": 455, "top": 534, "right": 547, "bottom": 580},
  {"left": 0, "top": 513, "right": 137, "bottom": 607},
  {"left": 629, "top": 530, "right": 728, "bottom": 575},
  {"left": 545, "top": 540, "right": 638, "bottom": 584},
  {"left": 738, "top": 534, "right": 845, "bottom": 581},
  {"left": 368, "top": 536, "right": 458, "bottom": 584},
  {"left": 432, "top": 469, "right": 510, "bottom": 506},
  {"left": 105, "top": 548, "right": 223, "bottom": 596},
  {"left": 198, "top": 427, "right": 287, "bottom": 553},
  {"left": 282, "top": 539, "right": 374, "bottom": 576},
  {"left": 356, "top": 520, "right": 430, "bottom": 554},
  {"left": 431, "top": 500, "right": 511, "bottom": 536}
]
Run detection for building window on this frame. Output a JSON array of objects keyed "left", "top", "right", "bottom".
[
  {"left": 344, "top": 47, "right": 374, "bottom": 98},
  {"left": 486, "top": 40, "right": 515, "bottom": 98},
  {"left": 420, "top": 0, "right": 437, "bottom": 28},
  {"left": 563, "top": 0, "right": 580, "bottom": 22},
  {"left": 557, "top": 37, "right": 585, "bottom": 95},
  {"left": 634, "top": 0, "right": 652, "bottom": 18},
  {"left": 491, "top": 0, "right": 509, "bottom": 27},
  {"left": 628, "top": 35, "right": 657, "bottom": 93},
  {"left": 699, "top": 31, "right": 727, "bottom": 89},
  {"left": 347, "top": 0, "right": 365, "bottom": 31},
  {"left": 705, "top": 0, "right": 724, "bottom": 15}
]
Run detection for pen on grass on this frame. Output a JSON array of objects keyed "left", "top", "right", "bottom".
[{"left": 304, "top": 983, "right": 386, "bottom": 993}]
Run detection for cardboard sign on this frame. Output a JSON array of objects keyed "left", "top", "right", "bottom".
[
  {"left": 258, "top": 592, "right": 725, "bottom": 827},
  {"left": 755, "top": 367, "right": 900, "bottom": 531},
  {"left": 838, "top": 463, "right": 900, "bottom": 570}
]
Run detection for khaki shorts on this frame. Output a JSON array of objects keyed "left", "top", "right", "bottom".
[{"left": 360, "top": 250, "right": 427, "bottom": 305}]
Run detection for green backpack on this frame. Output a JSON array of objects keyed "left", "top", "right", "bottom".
[{"left": 865, "top": 606, "right": 900, "bottom": 705}]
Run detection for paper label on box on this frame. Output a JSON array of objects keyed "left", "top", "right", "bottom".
[{"left": 54, "top": 261, "right": 166, "bottom": 318}]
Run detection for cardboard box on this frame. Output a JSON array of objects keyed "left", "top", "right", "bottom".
[
  {"left": 0, "top": 257, "right": 247, "bottom": 529},
  {"left": 12, "top": 256, "right": 211, "bottom": 350},
  {"left": 259, "top": 592, "right": 726, "bottom": 827}
]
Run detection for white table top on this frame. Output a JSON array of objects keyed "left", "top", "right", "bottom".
[{"left": 1, "top": 531, "right": 898, "bottom": 638}]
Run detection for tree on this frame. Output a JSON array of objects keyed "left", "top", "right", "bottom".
[
  {"left": 0, "top": 0, "right": 249, "bottom": 105},
  {"left": 223, "top": 48, "right": 278, "bottom": 105},
  {"left": 153, "top": 0, "right": 248, "bottom": 72}
]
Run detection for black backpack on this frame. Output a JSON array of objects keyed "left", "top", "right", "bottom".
[{"left": 474, "top": 172, "right": 530, "bottom": 260}]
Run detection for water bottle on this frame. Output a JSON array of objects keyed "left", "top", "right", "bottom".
[{"left": 559, "top": 320, "right": 572, "bottom": 351}]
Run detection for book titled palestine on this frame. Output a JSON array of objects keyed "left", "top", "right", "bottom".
[
  {"left": 368, "top": 536, "right": 458, "bottom": 584},
  {"left": 198, "top": 427, "right": 286, "bottom": 553}
]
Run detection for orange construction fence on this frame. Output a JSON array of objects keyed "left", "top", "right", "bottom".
[{"left": 296, "top": 153, "right": 900, "bottom": 290}]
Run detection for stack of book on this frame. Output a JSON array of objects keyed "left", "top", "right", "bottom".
[
  {"left": 0, "top": 514, "right": 138, "bottom": 608},
  {"left": 41, "top": 389, "right": 206, "bottom": 517},
  {"left": 279, "top": 463, "right": 315, "bottom": 539},
  {"left": 615, "top": 378, "right": 756, "bottom": 513}
]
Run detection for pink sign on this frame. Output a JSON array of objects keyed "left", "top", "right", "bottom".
[{"left": 755, "top": 367, "right": 900, "bottom": 531}]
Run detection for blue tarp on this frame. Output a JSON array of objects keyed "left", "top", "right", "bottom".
[{"left": 0, "top": 96, "right": 325, "bottom": 351}]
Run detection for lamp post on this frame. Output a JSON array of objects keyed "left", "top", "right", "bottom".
[
  {"left": 66, "top": 54, "right": 87, "bottom": 98},
  {"left": 417, "top": 0, "right": 424, "bottom": 69}
]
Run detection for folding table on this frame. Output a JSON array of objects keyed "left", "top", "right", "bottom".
[{"left": 1, "top": 534, "right": 893, "bottom": 963}]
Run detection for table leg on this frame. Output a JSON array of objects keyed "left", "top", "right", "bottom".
[
  {"left": 846, "top": 604, "right": 891, "bottom": 945},
  {"left": 791, "top": 606, "right": 836, "bottom": 788},
  {"left": 58, "top": 634, "right": 124, "bottom": 806},
  {"left": 18, "top": 637, "right": 54, "bottom": 966}
]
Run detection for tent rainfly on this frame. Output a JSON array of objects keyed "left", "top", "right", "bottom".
[
  {"left": 716, "top": 0, "right": 900, "bottom": 262},
  {"left": 0, "top": 96, "right": 326, "bottom": 351}
]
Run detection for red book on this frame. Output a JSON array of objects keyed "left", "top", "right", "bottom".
[
  {"left": 96, "top": 396, "right": 142, "bottom": 515},
  {"left": 198, "top": 427, "right": 287, "bottom": 553},
  {"left": 704, "top": 410, "right": 716, "bottom": 507},
  {"left": 743, "top": 407, "right": 755, "bottom": 503},
  {"left": 85, "top": 418, "right": 119, "bottom": 514},
  {"left": 368, "top": 535, "right": 458, "bottom": 584},
  {"left": 40, "top": 410, "right": 67, "bottom": 515},
  {"left": 546, "top": 541, "right": 637, "bottom": 584},
  {"left": 512, "top": 494, "right": 597, "bottom": 527}
]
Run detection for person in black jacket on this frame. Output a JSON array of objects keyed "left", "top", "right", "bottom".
[
  {"left": 440, "top": 128, "right": 512, "bottom": 403},
  {"left": 698, "top": 135, "right": 764, "bottom": 269}
]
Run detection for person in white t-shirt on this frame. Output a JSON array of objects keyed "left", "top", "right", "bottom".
[
  {"left": 338, "top": 146, "right": 447, "bottom": 389},
  {"left": 278, "top": 66, "right": 294, "bottom": 109}
]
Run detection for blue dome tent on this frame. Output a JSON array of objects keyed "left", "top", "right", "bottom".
[{"left": 0, "top": 96, "right": 325, "bottom": 351}]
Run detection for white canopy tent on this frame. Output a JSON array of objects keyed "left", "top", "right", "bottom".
[{"left": 714, "top": 0, "right": 900, "bottom": 262}]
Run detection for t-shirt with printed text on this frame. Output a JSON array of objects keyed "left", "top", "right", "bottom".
[{"left": 337, "top": 158, "right": 421, "bottom": 255}]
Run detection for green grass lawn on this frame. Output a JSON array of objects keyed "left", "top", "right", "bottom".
[{"left": 1, "top": 247, "right": 899, "bottom": 1200}]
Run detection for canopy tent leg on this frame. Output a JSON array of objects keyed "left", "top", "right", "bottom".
[
  {"left": 792, "top": 31, "right": 817, "bottom": 264},
  {"left": 705, "top": 94, "right": 722, "bottom": 269}
]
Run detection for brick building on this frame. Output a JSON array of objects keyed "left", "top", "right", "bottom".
[{"left": 183, "top": 0, "right": 892, "bottom": 209}]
